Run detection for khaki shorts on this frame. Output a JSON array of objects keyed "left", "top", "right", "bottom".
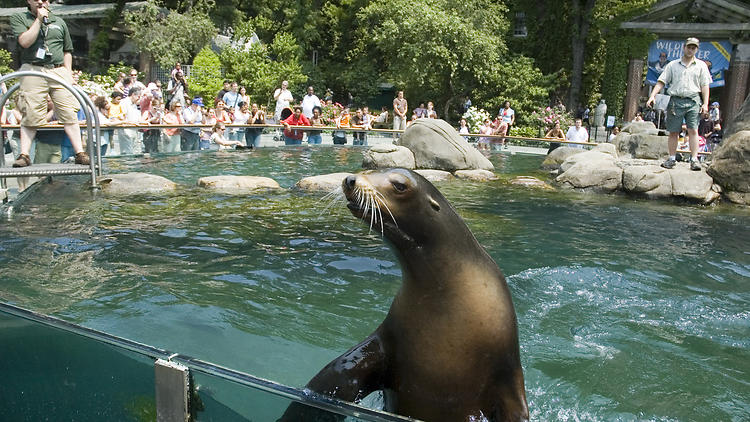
[
  {"left": 18, "top": 63, "right": 79, "bottom": 126},
  {"left": 666, "top": 96, "right": 700, "bottom": 133}
]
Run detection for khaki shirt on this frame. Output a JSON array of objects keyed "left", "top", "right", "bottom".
[
  {"left": 10, "top": 10, "right": 73, "bottom": 66},
  {"left": 657, "top": 58, "right": 712, "bottom": 98}
]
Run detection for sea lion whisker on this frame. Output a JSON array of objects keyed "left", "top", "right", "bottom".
[
  {"left": 321, "top": 187, "right": 346, "bottom": 214},
  {"left": 374, "top": 191, "right": 398, "bottom": 228}
]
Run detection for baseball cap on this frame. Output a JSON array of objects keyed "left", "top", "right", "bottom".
[
  {"left": 191, "top": 97, "right": 205, "bottom": 107},
  {"left": 685, "top": 37, "right": 700, "bottom": 47},
  {"left": 711, "top": 102, "right": 719, "bottom": 106}
]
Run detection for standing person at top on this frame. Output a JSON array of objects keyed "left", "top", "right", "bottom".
[
  {"left": 181, "top": 97, "right": 204, "bottom": 151},
  {"left": 129, "top": 68, "right": 146, "bottom": 92},
  {"left": 413, "top": 103, "right": 426, "bottom": 118},
  {"left": 499, "top": 101, "right": 515, "bottom": 136},
  {"left": 169, "top": 71, "right": 188, "bottom": 108},
  {"left": 545, "top": 121, "right": 566, "bottom": 154},
  {"left": 222, "top": 81, "right": 241, "bottom": 114},
  {"left": 170, "top": 62, "right": 181, "bottom": 86},
  {"left": 116, "top": 87, "right": 143, "bottom": 155},
  {"left": 301, "top": 86, "right": 321, "bottom": 119},
  {"left": 425, "top": 101, "right": 437, "bottom": 119},
  {"left": 10, "top": 0, "right": 90, "bottom": 167},
  {"left": 238, "top": 86, "right": 250, "bottom": 106},
  {"left": 392, "top": 90, "right": 408, "bottom": 137},
  {"left": 646, "top": 37, "right": 712, "bottom": 171},
  {"left": 565, "top": 118, "right": 589, "bottom": 149},
  {"left": 273, "top": 80, "right": 294, "bottom": 122},
  {"left": 215, "top": 80, "right": 230, "bottom": 105},
  {"left": 709, "top": 101, "right": 720, "bottom": 124},
  {"left": 281, "top": 105, "right": 311, "bottom": 145}
]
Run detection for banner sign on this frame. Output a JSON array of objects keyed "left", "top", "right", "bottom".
[{"left": 646, "top": 39, "right": 733, "bottom": 88}]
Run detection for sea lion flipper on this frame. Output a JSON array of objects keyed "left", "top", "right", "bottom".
[{"left": 278, "top": 331, "right": 386, "bottom": 421}]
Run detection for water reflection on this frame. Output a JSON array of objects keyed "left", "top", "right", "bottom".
[{"left": 0, "top": 148, "right": 748, "bottom": 421}]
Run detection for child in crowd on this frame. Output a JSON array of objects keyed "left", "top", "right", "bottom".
[
  {"left": 201, "top": 108, "right": 217, "bottom": 150},
  {"left": 210, "top": 122, "right": 244, "bottom": 149}
]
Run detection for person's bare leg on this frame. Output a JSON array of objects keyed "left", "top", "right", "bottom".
[
  {"left": 19, "top": 125, "right": 37, "bottom": 156},
  {"left": 667, "top": 132, "right": 679, "bottom": 156},
  {"left": 63, "top": 123, "right": 84, "bottom": 153},
  {"left": 686, "top": 128, "right": 699, "bottom": 161}
]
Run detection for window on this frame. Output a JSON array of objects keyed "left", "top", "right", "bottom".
[{"left": 513, "top": 12, "right": 527, "bottom": 38}]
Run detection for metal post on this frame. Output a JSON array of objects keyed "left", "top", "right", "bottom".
[{"left": 155, "top": 359, "right": 190, "bottom": 422}]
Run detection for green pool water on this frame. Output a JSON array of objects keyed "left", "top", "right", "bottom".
[{"left": 1, "top": 147, "right": 748, "bottom": 421}]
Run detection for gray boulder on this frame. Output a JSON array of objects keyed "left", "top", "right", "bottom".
[
  {"left": 622, "top": 165, "right": 673, "bottom": 198},
  {"left": 414, "top": 169, "right": 454, "bottom": 182},
  {"left": 622, "top": 121, "right": 659, "bottom": 135},
  {"left": 454, "top": 169, "right": 498, "bottom": 181},
  {"left": 99, "top": 172, "right": 177, "bottom": 195},
  {"left": 614, "top": 132, "right": 669, "bottom": 159},
  {"left": 541, "top": 146, "right": 585, "bottom": 170},
  {"left": 669, "top": 164, "right": 719, "bottom": 203},
  {"left": 362, "top": 144, "right": 416, "bottom": 169},
  {"left": 510, "top": 176, "right": 552, "bottom": 189},
  {"left": 296, "top": 172, "right": 353, "bottom": 192},
  {"left": 707, "top": 130, "right": 750, "bottom": 204},
  {"left": 197, "top": 175, "right": 281, "bottom": 194},
  {"left": 591, "top": 142, "right": 618, "bottom": 158},
  {"left": 556, "top": 152, "right": 623, "bottom": 192},
  {"left": 397, "top": 119, "right": 493, "bottom": 171}
]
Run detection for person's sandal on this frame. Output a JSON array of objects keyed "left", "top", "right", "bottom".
[
  {"left": 74, "top": 152, "right": 90, "bottom": 165},
  {"left": 12, "top": 153, "right": 31, "bottom": 168}
]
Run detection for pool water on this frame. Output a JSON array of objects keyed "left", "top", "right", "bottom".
[{"left": 1, "top": 147, "right": 748, "bottom": 421}]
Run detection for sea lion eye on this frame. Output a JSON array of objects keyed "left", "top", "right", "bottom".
[{"left": 392, "top": 181, "right": 407, "bottom": 192}]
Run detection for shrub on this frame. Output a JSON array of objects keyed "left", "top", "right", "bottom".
[{"left": 189, "top": 47, "right": 224, "bottom": 105}]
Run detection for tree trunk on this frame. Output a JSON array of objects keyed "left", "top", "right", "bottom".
[{"left": 568, "top": 0, "right": 597, "bottom": 110}]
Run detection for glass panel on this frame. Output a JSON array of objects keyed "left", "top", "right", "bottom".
[
  {"left": 0, "top": 311, "right": 156, "bottom": 421},
  {"left": 191, "top": 371, "right": 392, "bottom": 422}
]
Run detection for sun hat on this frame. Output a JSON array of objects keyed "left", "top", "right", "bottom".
[{"left": 685, "top": 37, "right": 700, "bottom": 47}]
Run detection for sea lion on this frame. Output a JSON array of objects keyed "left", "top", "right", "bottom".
[{"left": 281, "top": 168, "right": 528, "bottom": 422}]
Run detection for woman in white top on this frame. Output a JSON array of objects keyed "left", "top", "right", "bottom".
[
  {"left": 273, "top": 80, "right": 293, "bottom": 122},
  {"left": 458, "top": 118, "right": 470, "bottom": 141},
  {"left": 230, "top": 101, "right": 251, "bottom": 144},
  {"left": 210, "top": 122, "right": 243, "bottom": 149}
]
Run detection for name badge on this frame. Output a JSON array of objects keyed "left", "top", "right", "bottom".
[{"left": 35, "top": 48, "right": 46, "bottom": 60}]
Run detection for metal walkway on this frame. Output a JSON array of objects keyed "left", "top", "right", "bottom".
[{"left": 0, "top": 70, "right": 102, "bottom": 195}]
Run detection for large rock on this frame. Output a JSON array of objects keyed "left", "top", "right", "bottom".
[
  {"left": 454, "top": 169, "right": 498, "bottom": 181},
  {"left": 614, "top": 132, "right": 669, "bottom": 159},
  {"left": 556, "top": 152, "right": 622, "bottom": 192},
  {"left": 362, "top": 144, "right": 416, "bottom": 169},
  {"left": 296, "top": 172, "right": 353, "bottom": 192},
  {"left": 591, "top": 142, "right": 618, "bottom": 158},
  {"left": 622, "top": 165, "right": 673, "bottom": 198},
  {"left": 197, "top": 175, "right": 281, "bottom": 194},
  {"left": 99, "top": 172, "right": 177, "bottom": 195},
  {"left": 414, "top": 169, "right": 453, "bottom": 182},
  {"left": 621, "top": 121, "right": 659, "bottom": 135},
  {"left": 510, "top": 176, "right": 552, "bottom": 189},
  {"left": 541, "top": 146, "right": 585, "bottom": 170},
  {"left": 397, "top": 119, "right": 493, "bottom": 171},
  {"left": 669, "top": 164, "right": 719, "bottom": 203},
  {"left": 707, "top": 130, "right": 750, "bottom": 204}
]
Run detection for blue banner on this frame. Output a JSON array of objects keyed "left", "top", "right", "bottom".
[{"left": 646, "top": 39, "right": 733, "bottom": 88}]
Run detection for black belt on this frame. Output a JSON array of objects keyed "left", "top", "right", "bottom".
[
  {"left": 671, "top": 95, "right": 697, "bottom": 100},
  {"left": 29, "top": 63, "right": 64, "bottom": 69}
]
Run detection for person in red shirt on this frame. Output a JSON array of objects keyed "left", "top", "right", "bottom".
[{"left": 281, "top": 105, "right": 311, "bottom": 145}]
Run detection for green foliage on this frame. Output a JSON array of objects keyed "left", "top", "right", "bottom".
[
  {"left": 219, "top": 30, "right": 306, "bottom": 107},
  {"left": 88, "top": 0, "right": 126, "bottom": 71},
  {"left": 189, "top": 47, "right": 224, "bottom": 104},
  {"left": 356, "top": 0, "right": 512, "bottom": 119},
  {"left": 124, "top": 0, "right": 218, "bottom": 67},
  {"left": 0, "top": 48, "right": 13, "bottom": 76}
]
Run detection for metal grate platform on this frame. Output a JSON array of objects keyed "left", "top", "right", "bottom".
[{"left": 0, "top": 163, "right": 96, "bottom": 178}]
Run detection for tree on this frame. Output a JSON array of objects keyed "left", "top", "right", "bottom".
[
  {"left": 124, "top": 0, "right": 217, "bottom": 67},
  {"left": 189, "top": 47, "right": 224, "bottom": 103},
  {"left": 218, "top": 22, "right": 307, "bottom": 107}
]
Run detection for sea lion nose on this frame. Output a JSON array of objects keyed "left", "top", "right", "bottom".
[{"left": 344, "top": 175, "right": 357, "bottom": 189}]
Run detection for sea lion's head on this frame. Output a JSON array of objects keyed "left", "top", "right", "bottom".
[{"left": 342, "top": 168, "right": 458, "bottom": 248}]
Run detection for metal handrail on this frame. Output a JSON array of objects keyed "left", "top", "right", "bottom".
[
  {"left": 0, "top": 301, "right": 418, "bottom": 422},
  {"left": 0, "top": 70, "right": 100, "bottom": 185}
]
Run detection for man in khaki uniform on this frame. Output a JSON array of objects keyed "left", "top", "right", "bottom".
[
  {"left": 10, "top": 0, "right": 89, "bottom": 167},
  {"left": 646, "top": 37, "right": 711, "bottom": 171}
]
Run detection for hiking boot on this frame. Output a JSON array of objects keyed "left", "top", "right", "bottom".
[
  {"left": 74, "top": 152, "right": 90, "bottom": 165},
  {"left": 12, "top": 153, "right": 31, "bottom": 168},
  {"left": 661, "top": 157, "right": 676, "bottom": 169},
  {"left": 690, "top": 159, "right": 702, "bottom": 171}
]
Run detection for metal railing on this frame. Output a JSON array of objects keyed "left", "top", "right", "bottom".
[
  {"left": 0, "top": 70, "right": 102, "bottom": 185},
  {"left": 0, "top": 301, "right": 418, "bottom": 421}
]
